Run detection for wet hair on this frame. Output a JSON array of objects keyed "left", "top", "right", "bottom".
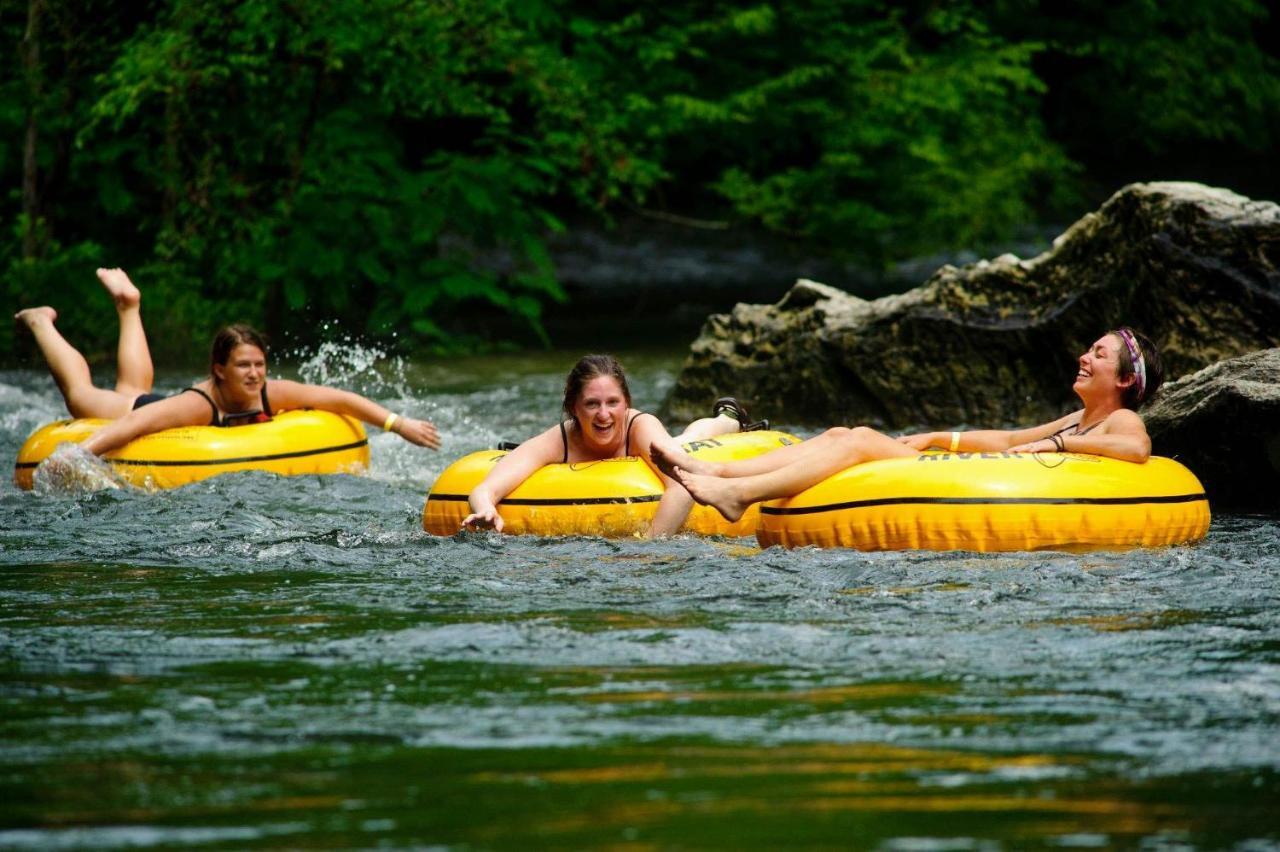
[
  {"left": 210, "top": 324, "right": 269, "bottom": 376},
  {"left": 562, "top": 354, "right": 631, "bottom": 426},
  {"left": 1108, "top": 326, "right": 1164, "bottom": 408}
]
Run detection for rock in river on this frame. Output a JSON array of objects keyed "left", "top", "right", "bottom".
[
  {"left": 1144, "top": 348, "right": 1280, "bottom": 511},
  {"left": 664, "top": 182, "right": 1280, "bottom": 430}
]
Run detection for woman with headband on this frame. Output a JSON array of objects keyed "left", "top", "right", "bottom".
[{"left": 650, "top": 328, "right": 1165, "bottom": 524}]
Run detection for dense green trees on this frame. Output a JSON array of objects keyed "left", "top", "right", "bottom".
[{"left": 4, "top": 0, "right": 1278, "bottom": 363}]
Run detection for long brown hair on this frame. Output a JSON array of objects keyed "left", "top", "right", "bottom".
[{"left": 562, "top": 354, "right": 631, "bottom": 426}]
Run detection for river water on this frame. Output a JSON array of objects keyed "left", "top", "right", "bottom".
[{"left": 1, "top": 347, "right": 1278, "bottom": 849}]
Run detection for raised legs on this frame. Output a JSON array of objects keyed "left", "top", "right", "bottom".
[{"left": 15, "top": 268, "right": 154, "bottom": 419}]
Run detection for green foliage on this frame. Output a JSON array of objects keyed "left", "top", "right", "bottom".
[
  {"left": 3, "top": 0, "right": 1278, "bottom": 363},
  {"left": 556, "top": 3, "right": 1084, "bottom": 261},
  {"left": 71, "top": 0, "right": 588, "bottom": 351},
  {"left": 1020, "top": 0, "right": 1280, "bottom": 152}
]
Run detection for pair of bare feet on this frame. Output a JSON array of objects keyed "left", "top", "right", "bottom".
[
  {"left": 14, "top": 268, "right": 140, "bottom": 331},
  {"left": 651, "top": 443, "right": 754, "bottom": 523}
]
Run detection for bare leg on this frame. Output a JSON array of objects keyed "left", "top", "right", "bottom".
[
  {"left": 646, "top": 413, "right": 741, "bottom": 478},
  {"left": 675, "top": 413, "right": 739, "bottom": 442},
  {"left": 97, "top": 268, "right": 153, "bottom": 397},
  {"left": 654, "top": 426, "right": 866, "bottom": 479},
  {"left": 676, "top": 426, "right": 919, "bottom": 522},
  {"left": 14, "top": 307, "right": 133, "bottom": 418}
]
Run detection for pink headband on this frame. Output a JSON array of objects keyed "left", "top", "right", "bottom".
[{"left": 1115, "top": 329, "right": 1147, "bottom": 402}]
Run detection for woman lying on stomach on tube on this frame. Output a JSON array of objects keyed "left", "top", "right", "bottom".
[{"left": 15, "top": 267, "right": 441, "bottom": 457}]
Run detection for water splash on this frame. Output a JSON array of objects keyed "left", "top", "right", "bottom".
[
  {"left": 0, "top": 372, "right": 71, "bottom": 449},
  {"left": 32, "top": 442, "right": 127, "bottom": 495},
  {"left": 285, "top": 327, "right": 411, "bottom": 399}
]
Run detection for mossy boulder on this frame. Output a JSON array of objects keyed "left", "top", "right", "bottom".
[{"left": 664, "top": 182, "right": 1280, "bottom": 429}]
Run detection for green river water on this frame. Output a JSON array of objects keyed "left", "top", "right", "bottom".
[{"left": 1, "top": 346, "right": 1278, "bottom": 849}]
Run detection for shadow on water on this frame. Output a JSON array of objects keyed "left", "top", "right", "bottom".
[{"left": 1, "top": 351, "right": 1278, "bottom": 848}]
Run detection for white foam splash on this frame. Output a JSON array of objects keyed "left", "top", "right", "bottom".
[
  {"left": 287, "top": 328, "right": 411, "bottom": 399},
  {"left": 0, "top": 373, "right": 68, "bottom": 447},
  {"left": 282, "top": 331, "right": 453, "bottom": 485},
  {"left": 32, "top": 443, "right": 128, "bottom": 495}
]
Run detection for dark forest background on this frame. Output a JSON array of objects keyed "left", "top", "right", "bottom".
[{"left": 4, "top": 0, "right": 1278, "bottom": 363}]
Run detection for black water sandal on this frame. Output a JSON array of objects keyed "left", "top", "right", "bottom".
[{"left": 712, "top": 397, "right": 769, "bottom": 432}]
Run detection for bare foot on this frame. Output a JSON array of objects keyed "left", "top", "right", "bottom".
[
  {"left": 14, "top": 306, "right": 57, "bottom": 330},
  {"left": 651, "top": 442, "right": 716, "bottom": 478},
  {"left": 96, "top": 268, "right": 141, "bottom": 310},
  {"left": 675, "top": 468, "right": 752, "bottom": 523}
]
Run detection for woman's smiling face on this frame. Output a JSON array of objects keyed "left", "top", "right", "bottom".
[
  {"left": 572, "top": 375, "right": 629, "bottom": 451},
  {"left": 1073, "top": 333, "right": 1131, "bottom": 402}
]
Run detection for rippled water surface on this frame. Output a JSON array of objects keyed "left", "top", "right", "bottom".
[{"left": 2, "top": 349, "right": 1278, "bottom": 849}]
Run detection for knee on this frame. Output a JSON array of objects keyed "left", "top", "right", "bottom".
[
  {"left": 823, "top": 425, "right": 873, "bottom": 442},
  {"left": 679, "top": 417, "right": 719, "bottom": 441},
  {"left": 828, "top": 425, "right": 878, "bottom": 455}
]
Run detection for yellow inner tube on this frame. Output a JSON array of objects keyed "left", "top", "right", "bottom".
[
  {"left": 757, "top": 451, "right": 1210, "bottom": 552},
  {"left": 14, "top": 409, "right": 369, "bottom": 490},
  {"left": 423, "top": 430, "right": 799, "bottom": 538}
]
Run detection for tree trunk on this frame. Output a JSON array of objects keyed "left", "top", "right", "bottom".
[{"left": 21, "top": 0, "right": 45, "bottom": 259}]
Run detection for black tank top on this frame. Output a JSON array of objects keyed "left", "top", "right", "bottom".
[{"left": 183, "top": 385, "right": 274, "bottom": 427}]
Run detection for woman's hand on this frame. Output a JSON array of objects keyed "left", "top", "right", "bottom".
[
  {"left": 457, "top": 424, "right": 564, "bottom": 536},
  {"left": 393, "top": 416, "right": 441, "bottom": 450},
  {"left": 461, "top": 507, "right": 504, "bottom": 532}
]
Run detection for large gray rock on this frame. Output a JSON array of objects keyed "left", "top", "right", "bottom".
[
  {"left": 664, "top": 182, "right": 1280, "bottom": 429},
  {"left": 1144, "top": 348, "right": 1280, "bottom": 511}
]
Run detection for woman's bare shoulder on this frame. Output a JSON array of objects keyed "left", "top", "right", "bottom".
[{"left": 1103, "top": 407, "right": 1148, "bottom": 432}]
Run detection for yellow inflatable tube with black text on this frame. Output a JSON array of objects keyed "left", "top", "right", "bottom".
[
  {"left": 423, "top": 430, "right": 799, "bottom": 538},
  {"left": 757, "top": 450, "right": 1210, "bottom": 552},
  {"left": 14, "top": 410, "right": 369, "bottom": 490}
]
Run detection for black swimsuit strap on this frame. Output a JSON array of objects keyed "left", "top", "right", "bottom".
[
  {"left": 560, "top": 412, "right": 654, "bottom": 461},
  {"left": 1052, "top": 416, "right": 1104, "bottom": 439},
  {"left": 625, "top": 412, "right": 658, "bottom": 456},
  {"left": 182, "top": 387, "right": 221, "bottom": 427},
  {"left": 182, "top": 385, "right": 272, "bottom": 427}
]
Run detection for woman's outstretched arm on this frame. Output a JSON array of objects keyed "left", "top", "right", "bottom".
[
  {"left": 1008, "top": 409, "right": 1151, "bottom": 463},
  {"left": 268, "top": 380, "right": 440, "bottom": 449},
  {"left": 462, "top": 427, "right": 564, "bottom": 532},
  {"left": 79, "top": 392, "right": 213, "bottom": 456},
  {"left": 898, "top": 413, "right": 1079, "bottom": 453}
]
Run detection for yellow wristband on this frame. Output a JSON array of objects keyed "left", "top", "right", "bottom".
[
  {"left": 383, "top": 413, "right": 400, "bottom": 433},
  {"left": 949, "top": 431, "right": 960, "bottom": 452}
]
